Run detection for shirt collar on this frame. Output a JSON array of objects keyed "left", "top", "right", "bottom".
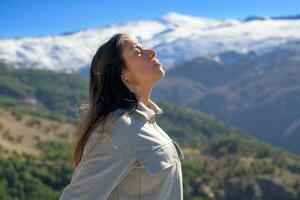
[{"left": 134, "top": 99, "right": 164, "bottom": 121}]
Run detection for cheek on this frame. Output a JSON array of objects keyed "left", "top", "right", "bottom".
[
  {"left": 130, "top": 59, "right": 152, "bottom": 73},
  {"left": 134, "top": 66, "right": 151, "bottom": 79},
  {"left": 131, "top": 65, "right": 154, "bottom": 82}
]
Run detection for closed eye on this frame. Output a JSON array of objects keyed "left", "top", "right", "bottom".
[
  {"left": 135, "top": 48, "right": 142, "bottom": 56},
  {"left": 131, "top": 44, "right": 144, "bottom": 56}
]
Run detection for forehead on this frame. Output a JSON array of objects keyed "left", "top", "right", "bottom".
[
  {"left": 121, "top": 39, "right": 139, "bottom": 55},
  {"left": 122, "top": 39, "right": 138, "bottom": 49}
]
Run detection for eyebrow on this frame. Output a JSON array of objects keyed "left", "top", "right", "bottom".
[{"left": 130, "top": 43, "right": 143, "bottom": 52}]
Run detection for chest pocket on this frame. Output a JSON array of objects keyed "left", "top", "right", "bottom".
[{"left": 136, "top": 141, "right": 182, "bottom": 176}]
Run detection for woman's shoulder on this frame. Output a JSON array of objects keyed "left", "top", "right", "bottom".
[{"left": 108, "top": 108, "right": 139, "bottom": 132}]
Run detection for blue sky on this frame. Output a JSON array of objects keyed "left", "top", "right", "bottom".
[{"left": 1, "top": 0, "right": 300, "bottom": 39}]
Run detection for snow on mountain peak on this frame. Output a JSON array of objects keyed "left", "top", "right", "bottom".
[
  {"left": 0, "top": 12, "right": 300, "bottom": 73},
  {"left": 162, "top": 12, "right": 215, "bottom": 24}
]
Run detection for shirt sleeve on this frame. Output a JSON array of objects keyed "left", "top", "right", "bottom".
[{"left": 59, "top": 124, "right": 135, "bottom": 200}]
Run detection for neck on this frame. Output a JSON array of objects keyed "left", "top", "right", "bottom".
[{"left": 136, "top": 84, "right": 153, "bottom": 107}]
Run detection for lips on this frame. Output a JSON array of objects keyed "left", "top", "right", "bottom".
[{"left": 152, "top": 58, "right": 161, "bottom": 65}]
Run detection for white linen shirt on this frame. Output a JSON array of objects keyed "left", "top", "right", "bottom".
[{"left": 59, "top": 99, "right": 185, "bottom": 200}]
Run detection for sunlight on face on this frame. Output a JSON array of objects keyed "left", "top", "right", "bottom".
[{"left": 121, "top": 38, "right": 165, "bottom": 87}]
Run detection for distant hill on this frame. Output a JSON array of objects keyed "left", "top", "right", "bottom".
[
  {"left": 0, "top": 61, "right": 88, "bottom": 122},
  {"left": 0, "top": 107, "right": 74, "bottom": 157},
  {"left": 153, "top": 43, "right": 300, "bottom": 154},
  {"left": 245, "top": 14, "right": 300, "bottom": 21}
]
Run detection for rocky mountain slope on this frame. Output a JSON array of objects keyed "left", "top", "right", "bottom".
[{"left": 153, "top": 43, "right": 300, "bottom": 154}]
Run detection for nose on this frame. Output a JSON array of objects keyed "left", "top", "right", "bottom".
[{"left": 146, "top": 49, "right": 156, "bottom": 59}]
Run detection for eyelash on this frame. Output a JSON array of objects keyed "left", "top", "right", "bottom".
[{"left": 136, "top": 49, "right": 142, "bottom": 55}]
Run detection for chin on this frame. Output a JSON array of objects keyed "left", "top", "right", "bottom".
[
  {"left": 158, "top": 70, "right": 165, "bottom": 80},
  {"left": 160, "top": 67, "right": 165, "bottom": 77},
  {"left": 153, "top": 72, "right": 164, "bottom": 84}
]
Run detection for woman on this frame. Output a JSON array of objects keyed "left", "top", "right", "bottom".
[{"left": 59, "top": 33, "right": 185, "bottom": 200}]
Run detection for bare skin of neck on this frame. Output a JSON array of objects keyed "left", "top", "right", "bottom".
[{"left": 124, "top": 80, "right": 153, "bottom": 108}]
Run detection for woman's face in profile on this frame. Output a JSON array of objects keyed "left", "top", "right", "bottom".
[{"left": 121, "top": 38, "right": 165, "bottom": 87}]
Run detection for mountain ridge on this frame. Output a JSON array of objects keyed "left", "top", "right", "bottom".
[
  {"left": 153, "top": 45, "right": 300, "bottom": 154},
  {"left": 1, "top": 12, "right": 300, "bottom": 73}
]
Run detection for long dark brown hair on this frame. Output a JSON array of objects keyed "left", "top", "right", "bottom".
[{"left": 72, "top": 33, "right": 138, "bottom": 171}]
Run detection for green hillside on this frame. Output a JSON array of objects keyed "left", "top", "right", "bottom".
[
  {"left": 1, "top": 105, "right": 300, "bottom": 199},
  {"left": 0, "top": 63, "right": 300, "bottom": 199},
  {"left": 158, "top": 102, "right": 300, "bottom": 199},
  {"left": 158, "top": 50, "right": 300, "bottom": 154},
  {"left": 0, "top": 62, "right": 88, "bottom": 122}
]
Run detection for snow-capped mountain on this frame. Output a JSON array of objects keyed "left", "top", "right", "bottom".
[{"left": 1, "top": 12, "right": 300, "bottom": 73}]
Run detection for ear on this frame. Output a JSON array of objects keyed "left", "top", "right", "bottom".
[{"left": 121, "top": 72, "right": 129, "bottom": 83}]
